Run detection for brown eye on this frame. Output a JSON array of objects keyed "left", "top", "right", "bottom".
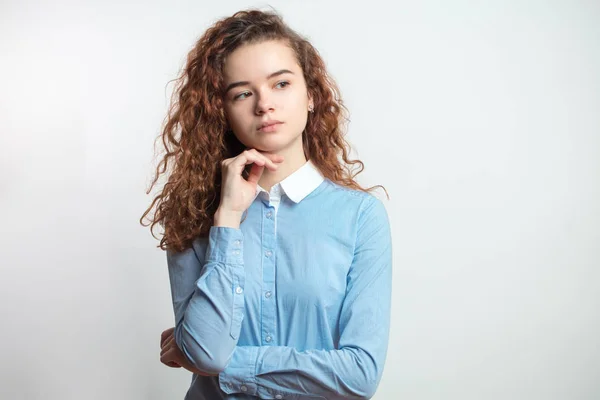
[{"left": 234, "top": 91, "right": 251, "bottom": 100}]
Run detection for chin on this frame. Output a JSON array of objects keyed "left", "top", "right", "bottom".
[
  {"left": 252, "top": 134, "right": 291, "bottom": 151},
  {"left": 253, "top": 142, "right": 287, "bottom": 153}
]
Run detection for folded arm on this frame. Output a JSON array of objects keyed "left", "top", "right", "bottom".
[
  {"left": 167, "top": 226, "right": 246, "bottom": 375},
  {"left": 218, "top": 196, "right": 393, "bottom": 400}
]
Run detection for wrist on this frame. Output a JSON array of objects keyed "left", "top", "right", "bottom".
[{"left": 214, "top": 208, "right": 243, "bottom": 229}]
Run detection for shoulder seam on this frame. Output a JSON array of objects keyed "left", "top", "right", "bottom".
[{"left": 326, "top": 180, "right": 372, "bottom": 199}]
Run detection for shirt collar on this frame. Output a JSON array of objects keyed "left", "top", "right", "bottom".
[{"left": 254, "top": 159, "right": 325, "bottom": 203}]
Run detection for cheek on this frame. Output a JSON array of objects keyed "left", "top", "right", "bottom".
[
  {"left": 291, "top": 90, "right": 309, "bottom": 111},
  {"left": 225, "top": 107, "right": 256, "bottom": 145},
  {"left": 225, "top": 105, "right": 248, "bottom": 128}
]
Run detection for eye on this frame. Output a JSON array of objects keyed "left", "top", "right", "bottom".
[
  {"left": 234, "top": 91, "right": 251, "bottom": 101},
  {"left": 275, "top": 81, "right": 290, "bottom": 89}
]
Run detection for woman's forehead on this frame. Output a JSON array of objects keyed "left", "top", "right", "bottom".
[{"left": 223, "top": 40, "right": 300, "bottom": 81}]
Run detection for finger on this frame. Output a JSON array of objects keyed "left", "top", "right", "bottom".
[
  {"left": 261, "top": 152, "right": 285, "bottom": 164},
  {"left": 160, "top": 339, "right": 172, "bottom": 357},
  {"left": 162, "top": 354, "right": 182, "bottom": 368},
  {"left": 160, "top": 327, "right": 175, "bottom": 346},
  {"left": 160, "top": 326, "right": 174, "bottom": 339},
  {"left": 160, "top": 346, "right": 173, "bottom": 363},
  {"left": 161, "top": 356, "right": 181, "bottom": 368},
  {"left": 244, "top": 147, "right": 285, "bottom": 164},
  {"left": 248, "top": 149, "right": 281, "bottom": 171},
  {"left": 230, "top": 151, "right": 261, "bottom": 175},
  {"left": 161, "top": 350, "right": 180, "bottom": 367},
  {"left": 161, "top": 340, "right": 177, "bottom": 360},
  {"left": 250, "top": 148, "right": 285, "bottom": 164},
  {"left": 161, "top": 336, "right": 175, "bottom": 355},
  {"left": 246, "top": 163, "right": 265, "bottom": 185},
  {"left": 234, "top": 150, "right": 277, "bottom": 172},
  {"left": 164, "top": 335, "right": 175, "bottom": 350}
]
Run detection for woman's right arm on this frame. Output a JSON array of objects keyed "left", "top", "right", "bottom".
[{"left": 167, "top": 149, "right": 284, "bottom": 375}]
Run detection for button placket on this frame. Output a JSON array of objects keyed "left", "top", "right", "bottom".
[
  {"left": 261, "top": 204, "right": 277, "bottom": 346},
  {"left": 230, "top": 238, "right": 244, "bottom": 339}
]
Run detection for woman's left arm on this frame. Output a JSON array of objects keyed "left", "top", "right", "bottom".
[{"left": 218, "top": 196, "right": 393, "bottom": 400}]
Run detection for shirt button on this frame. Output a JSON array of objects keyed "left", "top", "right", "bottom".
[
  {"left": 233, "top": 249, "right": 240, "bottom": 255},
  {"left": 265, "top": 250, "right": 272, "bottom": 257},
  {"left": 235, "top": 286, "right": 243, "bottom": 294},
  {"left": 234, "top": 240, "right": 241, "bottom": 246},
  {"left": 266, "top": 211, "right": 272, "bottom": 218},
  {"left": 265, "top": 291, "right": 272, "bottom": 298},
  {"left": 240, "top": 385, "right": 247, "bottom": 392},
  {"left": 275, "top": 395, "right": 283, "bottom": 399},
  {"left": 265, "top": 335, "right": 272, "bottom": 342}
]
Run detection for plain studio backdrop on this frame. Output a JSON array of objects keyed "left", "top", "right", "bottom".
[{"left": 1, "top": 0, "right": 599, "bottom": 399}]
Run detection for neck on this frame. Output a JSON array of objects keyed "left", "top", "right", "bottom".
[{"left": 258, "top": 138, "right": 307, "bottom": 192}]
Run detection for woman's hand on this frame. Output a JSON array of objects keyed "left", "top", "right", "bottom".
[
  {"left": 160, "top": 327, "right": 181, "bottom": 368},
  {"left": 215, "top": 149, "right": 284, "bottom": 227},
  {"left": 159, "top": 327, "right": 217, "bottom": 377}
]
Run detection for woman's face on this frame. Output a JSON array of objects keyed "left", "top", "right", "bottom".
[{"left": 222, "top": 39, "right": 313, "bottom": 154}]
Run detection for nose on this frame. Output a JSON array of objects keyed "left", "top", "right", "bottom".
[{"left": 255, "top": 91, "right": 275, "bottom": 115}]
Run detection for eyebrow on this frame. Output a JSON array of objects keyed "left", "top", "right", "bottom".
[{"left": 224, "top": 69, "right": 294, "bottom": 94}]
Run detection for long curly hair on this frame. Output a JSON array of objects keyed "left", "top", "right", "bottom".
[{"left": 140, "top": 8, "right": 388, "bottom": 253}]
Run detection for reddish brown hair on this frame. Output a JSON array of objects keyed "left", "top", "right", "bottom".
[{"left": 140, "top": 8, "right": 388, "bottom": 252}]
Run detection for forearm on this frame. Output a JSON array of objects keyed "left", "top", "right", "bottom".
[
  {"left": 168, "top": 226, "right": 246, "bottom": 374},
  {"left": 219, "top": 343, "right": 388, "bottom": 400}
]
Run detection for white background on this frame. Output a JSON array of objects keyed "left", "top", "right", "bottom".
[{"left": 1, "top": 0, "right": 599, "bottom": 399}]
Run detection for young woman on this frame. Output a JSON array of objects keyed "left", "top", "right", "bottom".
[{"left": 141, "top": 8, "right": 392, "bottom": 400}]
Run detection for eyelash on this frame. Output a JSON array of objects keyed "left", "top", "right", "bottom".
[{"left": 234, "top": 81, "right": 290, "bottom": 101}]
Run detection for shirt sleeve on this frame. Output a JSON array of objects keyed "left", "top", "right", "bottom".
[
  {"left": 167, "top": 226, "right": 246, "bottom": 375},
  {"left": 218, "top": 196, "right": 393, "bottom": 400}
]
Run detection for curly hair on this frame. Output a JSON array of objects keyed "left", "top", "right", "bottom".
[{"left": 140, "top": 8, "right": 389, "bottom": 253}]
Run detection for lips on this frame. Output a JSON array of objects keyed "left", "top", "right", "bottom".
[
  {"left": 258, "top": 122, "right": 283, "bottom": 133},
  {"left": 259, "top": 120, "right": 283, "bottom": 130}
]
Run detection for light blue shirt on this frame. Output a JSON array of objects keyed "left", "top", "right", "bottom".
[{"left": 167, "top": 160, "right": 393, "bottom": 400}]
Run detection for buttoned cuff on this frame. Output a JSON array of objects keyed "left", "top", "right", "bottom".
[
  {"left": 218, "top": 346, "right": 259, "bottom": 396},
  {"left": 219, "top": 346, "right": 290, "bottom": 399},
  {"left": 206, "top": 226, "right": 244, "bottom": 265}
]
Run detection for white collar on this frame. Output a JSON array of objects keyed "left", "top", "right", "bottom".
[{"left": 254, "top": 159, "right": 324, "bottom": 203}]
